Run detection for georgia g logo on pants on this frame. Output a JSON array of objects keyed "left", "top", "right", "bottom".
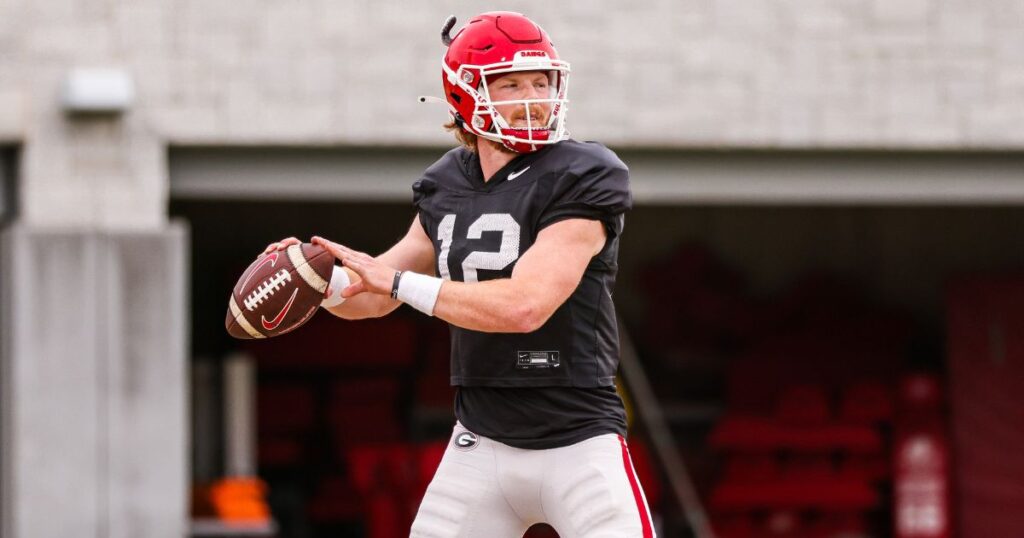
[{"left": 453, "top": 431, "right": 478, "bottom": 451}]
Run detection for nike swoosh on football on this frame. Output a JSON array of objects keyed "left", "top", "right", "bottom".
[
  {"left": 508, "top": 166, "right": 530, "bottom": 180},
  {"left": 262, "top": 287, "right": 299, "bottom": 330},
  {"left": 241, "top": 251, "right": 278, "bottom": 291}
]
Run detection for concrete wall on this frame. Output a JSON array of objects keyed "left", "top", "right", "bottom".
[
  {"left": 0, "top": 0, "right": 1023, "bottom": 226},
  {"left": 0, "top": 225, "right": 188, "bottom": 538}
]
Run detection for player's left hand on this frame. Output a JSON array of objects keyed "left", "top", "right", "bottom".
[{"left": 312, "top": 236, "right": 396, "bottom": 299}]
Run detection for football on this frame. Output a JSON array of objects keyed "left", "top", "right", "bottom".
[{"left": 226, "top": 243, "right": 334, "bottom": 339}]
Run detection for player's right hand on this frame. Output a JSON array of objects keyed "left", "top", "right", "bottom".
[{"left": 263, "top": 237, "right": 300, "bottom": 254}]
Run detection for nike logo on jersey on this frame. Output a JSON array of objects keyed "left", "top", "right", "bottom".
[{"left": 508, "top": 166, "right": 530, "bottom": 181}]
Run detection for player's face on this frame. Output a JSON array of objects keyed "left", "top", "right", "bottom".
[{"left": 486, "top": 71, "right": 553, "bottom": 129}]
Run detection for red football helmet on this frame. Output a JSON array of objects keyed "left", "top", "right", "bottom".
[{"left": 439, "top": 12, "right": 570, "bottom": 153}]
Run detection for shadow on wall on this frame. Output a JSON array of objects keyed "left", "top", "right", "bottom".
[{"left": 0, "top": 146, "right": 18, "bottom": 226}]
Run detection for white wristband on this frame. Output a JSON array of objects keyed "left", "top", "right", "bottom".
[
  {"left": 320, "top": 265, "right": 350, "bottom": 308},
  {"left": 396, "top": 271, "right": 443, "bottom": 316}
]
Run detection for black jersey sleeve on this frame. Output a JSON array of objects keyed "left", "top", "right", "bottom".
[
  {"left": 409, "top": 176, "right": 436, "bottom": 244},
  {"left": 412, "top": 177, "right": 437, "bottom": 210},
  {"left": 411, "top": 147, "right": 469, "bottom": 235},
  {"left": 537, "top": 144, "right": 633, "bottom": 238},
  {"left": 411, "top": 177, "right": 437, "bottom": 237}
]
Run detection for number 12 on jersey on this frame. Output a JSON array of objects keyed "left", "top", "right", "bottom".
[{"left": 437, "top": 213, "right": 521, "bottom": 283}]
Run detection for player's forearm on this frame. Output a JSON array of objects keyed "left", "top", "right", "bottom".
[
  {"left": 327, "top": 293, "right": 399, "bottom": 320},
  {"left": 432, "top": 278, "right": 548, "bottom": 333}
]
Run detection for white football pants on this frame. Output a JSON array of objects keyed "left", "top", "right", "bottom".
[{"left": 410, "top": 423, "right": 656, "bottom": 538}]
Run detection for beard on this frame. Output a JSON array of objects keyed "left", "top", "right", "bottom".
[
  {"left": 482, "top": 136, "right": 520, "bottom": 155},
  {"left": 483, "top": 104, "right": 553, "bottom": 154}
]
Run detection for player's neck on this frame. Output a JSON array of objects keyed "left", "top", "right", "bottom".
[{"left": 477, "top": 140, "right": 518, "bottom": 183}]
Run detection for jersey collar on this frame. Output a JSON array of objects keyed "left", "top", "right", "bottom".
[{"left": 461, "top": 144, "right": 555, "bottom": 191}]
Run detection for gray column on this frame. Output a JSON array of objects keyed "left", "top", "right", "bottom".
[
  {"left": 223, "top": 353, "right": 256, "bottom": 478},
  {"left": 1, "top": 223, "right": 188, "bottom": 538}
]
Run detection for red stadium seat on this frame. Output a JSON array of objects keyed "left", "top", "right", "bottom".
[
  {"left": 709, "top": 416, "right": 776, "bottom": 451},
  {"left": 306, "top": 475, "right": 363, "bottom": 522},
  {"left": 711, "top": 416, "right": 883, "bottom": 453},
  {"left": 257, "top": 437, "right": 304, "bottom": 467},
  {"left": 701, "top": 274, "right": 910, "bottom": 537},
  {"left": 709, "top": 478, "right": 878, "bottom": 510},
  {"left": 248, "top": 315, "right": 418, "bottom": 370},
  {"left": 257, "top": 385, "right": 316, "bottom": 434},
  {"left": 414, "top": 373, "right": 454, "bottom": 408},
  {"left": 783, "top": 455, "right": 834, "bottom": 482},
  {"left": 762, "top": 509, "right": 803, "bottom": 537},
  {"left": 722, "top": 454, "right": 780, "bottom": 483},
  {"left": 330, "top": 406, "right": 402, "bottom": 447},
  {"left": 364, "top": 494, "right": 407, "bottom": 538},
  {"left": 414, "top": 442, "right": 447, "bottom": 497},
  {"left": 807, "top": 512, "right": 868, "bottom": 538},
  {"left": 839, "top": 381, "right": 894, "bottom": 424},
  {"left": 713, "top": 513, "right": 755, "bottom": 538},
  {"left": 346, "top": 445, "right": 413, "bottom": 493},
  {"left": 329, "top": 378, "right": 403, "bottom": 446},
  {"left": 342, "top": 443, "right": 448, "bottom": 537},
  {"left": 838, "top": 453, "right": 890, "bottom": 482},
  {"left": 775, "top": 385, "right": 831, "bottom": 425},
  {"left": 331, "top": 377, "right": 400, "bottom": 403}
]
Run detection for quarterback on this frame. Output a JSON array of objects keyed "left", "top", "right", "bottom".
[{"left": 266, "top": 11, "right": 654, "bottom": 537}]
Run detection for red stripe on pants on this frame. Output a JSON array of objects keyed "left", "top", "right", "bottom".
[{"left": 618, "top": 435, "right": 654, "bottom": 538}]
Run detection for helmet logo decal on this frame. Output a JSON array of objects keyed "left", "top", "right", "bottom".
[{"left": 518, "top": 50, "right": 547, "bottom": 57}]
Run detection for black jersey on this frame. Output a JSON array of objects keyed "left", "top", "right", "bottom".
[{"left": 413, "top": 139, "right": 632, "bottom": 389}]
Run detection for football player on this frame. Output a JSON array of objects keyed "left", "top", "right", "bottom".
[{"left": 266, "top": 12, "right": 654, "bottom": 537}]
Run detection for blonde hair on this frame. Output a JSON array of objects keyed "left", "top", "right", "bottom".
[{"left": 445, "top": 120, "right": 478, "bottom": 153}]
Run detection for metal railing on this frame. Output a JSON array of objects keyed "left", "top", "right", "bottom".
[{"left": 618, "top": 319, "right": 717, "bottom": 538}]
